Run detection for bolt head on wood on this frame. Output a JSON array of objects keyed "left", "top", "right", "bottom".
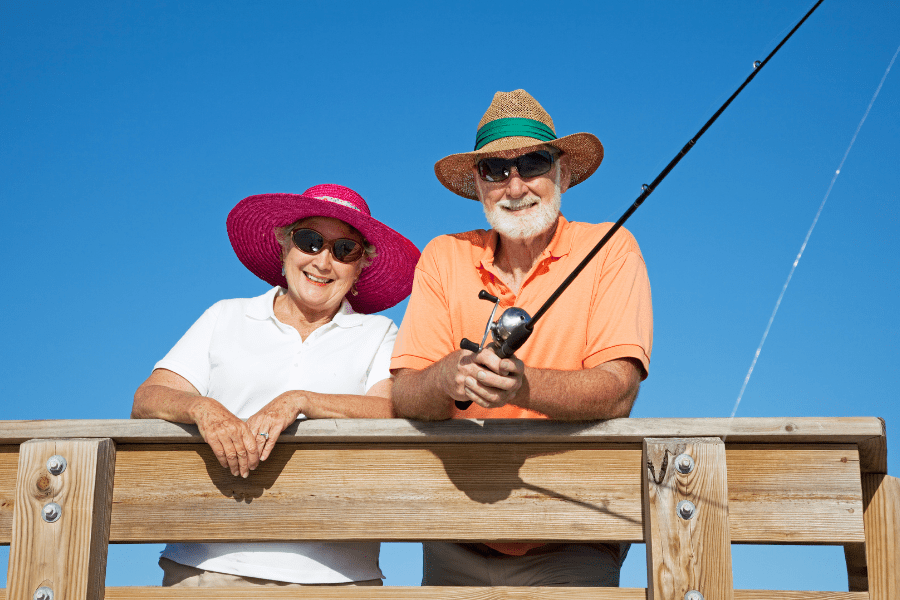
[
  {"left": 46, "top": 455, "right": 67, "bottom": 475},
  {"left": 41, "top": 502, "right": 61, "bottom": 523},
  {"left": 34, "top": 587, "right": 54, "bottom": 600},
  {"left": 677, "top": 499, "right": 696, "bottom": 520},
  {"left": 684, "top": 591, "right": 704, "bottom": 600},
  {"left": 675, "top": 453, "right": 694, "bottom": 474}
]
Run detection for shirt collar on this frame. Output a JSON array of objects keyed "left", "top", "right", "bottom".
[
  {"left": 245, "top": 286, "right": 282, "bottom": 321},
  {"left": 477, "top": 214, "right": 573, "bottom": 270},
  {"left": 244, "top": 286, "right": 365, "bottom": 328}
]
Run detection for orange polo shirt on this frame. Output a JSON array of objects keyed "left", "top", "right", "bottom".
[
  {"left": 391, "top": 216, "right": 652, "bottom": 555},
  {"left": 391, "top": 215, "right": 653, "bottom": 420}
]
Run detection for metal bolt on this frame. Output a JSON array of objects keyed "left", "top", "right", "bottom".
[
  {"left": 47, "top": 455, "right": 67, "bottom": 476},
  {"left": 675, "top": 453, "right": 695, "bottom": 474},
  {"left": 34, "top": 586, "right": 54, "bottom": 600},
  {"left": 685, "top": 591, "right": 704, "bottom": 600},
  {"left": 677, "top": 500, "right": 696, "bottom": 520},
  {"left": 41, "top": 502, "right": 61, "bottom": 523}
]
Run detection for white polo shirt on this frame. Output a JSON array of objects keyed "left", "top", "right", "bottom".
[{"left": 155, "top": 286, "right": 395, "bottom": 583}]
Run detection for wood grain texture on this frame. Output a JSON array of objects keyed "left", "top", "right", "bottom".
[
  {"left": 862, "top": 474, "right": 900, "bottom": 600},
  {"left": 0, "top": 416, "right": 886, "bottom": 444},
  {"left": 7, "top": 438, "right": 115, "bottom": 600},
  {"left": 108, "top": 443, "right": 645, "bottom": 543},
  {"left": 0, "top": 443, "right": 865, "bottom": 545},
  {"left": 0, "top": 446, "right": 15, "bottom": 547},
  {"left": 857, "top": 417, "right": 887, "bottom": 474},
  {"left": 0, "top": 588, "right": 872, "bottom": 599},
  {"left": 644, "top": 438, "right": 733, "bottom": 600},
  {"left": 725, "top": 444, "right": 863, "bottom": 544}
]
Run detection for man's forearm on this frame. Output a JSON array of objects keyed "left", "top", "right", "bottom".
[
  {"left": 512, "top": 358, "right": 642, "bottom": 420},
  {"left": 391, "top": 363, "right": 456, "bottom": 421}
]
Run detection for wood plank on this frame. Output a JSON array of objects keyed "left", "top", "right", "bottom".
[
  {"left": 0, "top": 588, "right": 872, "bottom": 599},
  {"left": 862, "top": 474, "right": 900, "bottom": 600},
  {"left": 7, "top": 438, "right": 116, "bottom": 600},
  {"left": 857, "top": 417, "right": 887, "bottom": 474},
  {"left": 726, "top": 444, "right": 864, "bottom": 544},
  {"left": 108, "top": 443, "right": 645, "bottom": 543},
  {"left": 644, "top": 438, "right": 734, "bottom": 600},
  {"left": 0, "top": 417, "right": 886, "bottom": 445},
  {"left": 0, "top": 446, "right": 15, "bottom": 548},
  {"left": 0, "top": 443, "right": 866, "bottom": 545}
]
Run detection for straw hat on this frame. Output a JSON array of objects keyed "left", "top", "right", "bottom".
[
  {"left": 227, "top": 184, "right": 420, "bottom": 314},
  {"left": 434, "top": 89, "right": 604, "bottom": 200}
]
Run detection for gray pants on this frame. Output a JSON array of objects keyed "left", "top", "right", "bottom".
[{"left": 422, "top": 542, "right": 628, "bottom": 587}]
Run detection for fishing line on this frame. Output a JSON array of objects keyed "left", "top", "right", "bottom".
[{"left": 727, "top": 42, "right": 900, "bottom": 424}]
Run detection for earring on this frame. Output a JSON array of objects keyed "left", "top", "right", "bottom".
[
  {"left": 281, "top": 265, "right": 285, "bottom": 277},
  {"left": 350, "top": 284, "right": 359, "bottom": 296}
]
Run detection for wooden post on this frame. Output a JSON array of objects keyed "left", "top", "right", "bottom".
[
  {"left": 862, "top": 473, "right": 900, "bottom": 600},
  {"left": 7, "top": 439, "right": 116, "bottom": 600},
  {"left": 643, "top": 437, "right": 733, "bottom": 600}
]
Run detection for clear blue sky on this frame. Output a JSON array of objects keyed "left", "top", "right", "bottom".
[{"left": 2, "top": 0, "right": 898, "bottom": 591}]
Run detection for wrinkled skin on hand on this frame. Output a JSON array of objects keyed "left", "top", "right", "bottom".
[
  {"left": 190, "top": 398, "right": 260, "bottom": 478},
  {"left": 245, "top": 391, "right": 304, "bottom": 462},
  {"left": 442, "top": 344, "right": 525, "bottom": 410}
]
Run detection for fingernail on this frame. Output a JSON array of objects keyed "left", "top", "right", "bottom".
[
  {"left": 466, "top": 377, "right": 476, "bottom": 387},
  {"left": 477, "top": 371, "right": 486, "bottom": 380}
]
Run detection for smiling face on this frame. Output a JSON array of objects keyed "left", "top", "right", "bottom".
[
  {"left": 282, "top": 216, "right": 365, "bottom": 319},
  {"left": 473, "top": 149, "right": 570, "bottom": 241}
]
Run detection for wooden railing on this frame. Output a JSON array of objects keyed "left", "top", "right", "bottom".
[{"left": 1, "top": 417, "right": 897, "bottom": 599}]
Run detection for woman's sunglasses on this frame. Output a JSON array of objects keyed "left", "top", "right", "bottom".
[
  {"left": 476, "top": 150, "right": 559, "bottom": 183},
  {"left": 291, "top": 228, "right": 364, "bottom": 264}
]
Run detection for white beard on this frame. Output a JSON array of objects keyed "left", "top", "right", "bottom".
[{"left": 479, "top": 168, "right": 562, "bottom": 241}]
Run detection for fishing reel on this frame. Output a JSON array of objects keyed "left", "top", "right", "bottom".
[{"left": 456, "top": 290, "right": 533, "bottom": 410}]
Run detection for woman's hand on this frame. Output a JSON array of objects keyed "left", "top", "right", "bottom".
[
  {"left": 245, "top": 392, "right": 305, "bottom": 462},
  {"left": 189, "top": 397, "right": 260, "bottom": 478},
  {"left": 133, "top": 368, "right": 260, "bottom": 478}
]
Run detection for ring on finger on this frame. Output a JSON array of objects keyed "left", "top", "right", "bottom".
[{"left": 257, "top": 432, "right": 269, "bottom": 440}]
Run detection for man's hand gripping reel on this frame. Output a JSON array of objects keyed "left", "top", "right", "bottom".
[{"left": 456, "top": 290, "right": 533, "bottom": 410}]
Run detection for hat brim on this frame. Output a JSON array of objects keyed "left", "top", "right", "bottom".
[
  {"left": 434, "top": 132, "right": 604, "bottom": 200},
  {"left": 227, "top": 193, "right": 420, "bottom": 314}
]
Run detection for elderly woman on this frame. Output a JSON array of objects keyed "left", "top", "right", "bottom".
[{"left": 132, "top": 184, "right": 419, "bottom": 587}]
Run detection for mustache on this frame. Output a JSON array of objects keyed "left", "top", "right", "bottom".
[{"left": 496, "top": 196, "right": 541, "bottom": 210}]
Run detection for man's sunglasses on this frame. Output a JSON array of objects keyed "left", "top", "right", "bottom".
[
  {"left": 291, "top": 228, "right": 364, "bottom": 263},
  {"left": 476, "top": 150, "right": 559, "bottom": 183}
]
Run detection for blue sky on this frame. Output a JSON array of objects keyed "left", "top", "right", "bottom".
[{"left": 2, "top": 0, "right": 898, "bottom": 591}]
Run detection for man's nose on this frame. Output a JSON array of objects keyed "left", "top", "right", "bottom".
[{"left": 504, "top": 167, "right": 528, "bottom": 197}]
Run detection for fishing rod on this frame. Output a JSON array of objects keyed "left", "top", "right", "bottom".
[{"left": 456, "top": 0, "right": 825, "bottom": 410}]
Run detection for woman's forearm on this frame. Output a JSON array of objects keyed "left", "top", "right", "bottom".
[{"left": 132, "top": 382, "right": 212, "bottom": 423}]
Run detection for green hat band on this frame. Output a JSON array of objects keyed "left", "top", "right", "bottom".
[{"left": 474, "top": 118, "right": 557, "bottom": 151}]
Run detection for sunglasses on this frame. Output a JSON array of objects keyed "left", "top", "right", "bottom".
[
  {"left": 291, "top": 228, "right": 364, "bottom": 263},
  {"left": 476, "top": 150, "right": 559, "bottom": 183}
]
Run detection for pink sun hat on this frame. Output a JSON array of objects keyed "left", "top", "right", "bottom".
[{"left": 227, "top": 184, "right": 420, "bottom": 314}]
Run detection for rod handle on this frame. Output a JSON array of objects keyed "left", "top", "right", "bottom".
[{"left": 456, "top": 338, "right": 480, "bottom": 409}]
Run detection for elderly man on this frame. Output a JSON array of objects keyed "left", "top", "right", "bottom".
[{"left": 390, "top": 89, "right": 653, "bottom": 587}]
